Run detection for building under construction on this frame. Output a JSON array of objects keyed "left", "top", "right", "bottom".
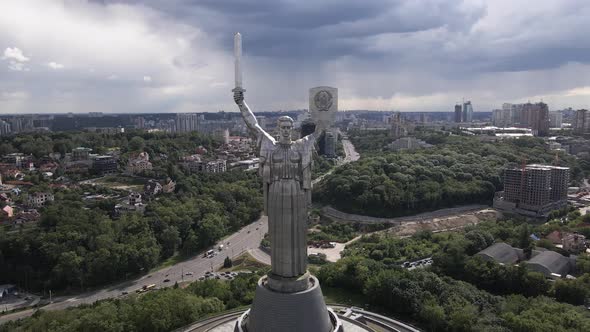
[{"left": 494, "top": 164, "right": 569, "bottom": 218}]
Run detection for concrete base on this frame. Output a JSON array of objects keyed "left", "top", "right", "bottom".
[
  {"left": 237, "top": 275, "right": 335, "bottom": 332},
  {"left": 266, "top": 271, "right": 311, "bottom": 293}
]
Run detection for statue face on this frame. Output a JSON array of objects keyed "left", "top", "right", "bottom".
[{"left": 279, "top": 121, "right": 292, "bottom": 140}]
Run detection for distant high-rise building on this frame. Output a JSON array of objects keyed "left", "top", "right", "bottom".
[
  {"left": 493, "top": 108, "right": 513, "bottom": 127},
  {"left": 462, "top": 101, "right": 473, "bottom": 123},
  {"left": 390, "top": 112, "right": 406, "bottom": 138},
  {"left": 521, "top": 102, "right": 549, "bottom": 136},
  {"left": 134, "top": 116, "right": 146, "bottom": 129},
  {"left": 454, "top": 104, "right": 462, "bottom": 123},
  {"left": 0, "top": 120, "right": 11, "bottom": 136},
  {"left": 8, "top": 116, "right": 33, "bottom": 133},
  {"left": 323, "top": 131, "right": 337, "bottom": 158},
  {"left": 175, "top": 113, "right": 200, "bottom": 133},
  {"left": 549, "top": 111, "right": 563, "bottom": 128},
  {"left": 573, "top": 109, "right": 590, "bottom": 134}
]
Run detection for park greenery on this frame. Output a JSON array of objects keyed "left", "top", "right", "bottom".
[
  {"left": 315, "top": 130, "right": 589, "bottom": 217},
  {"left": 316, "top": 215, "right": 590, "bottom": 331},
  {"left": 0, "top": 130, "right": 263, "bottom": 293},
  {"left": 317, "top": 257, "right": 590, "bottom": 332},
  {"left": 0, "top": 170, "right": 262, "bottom": 292},
  {"left": 0, "top": 273, "right": 262, "bottom": 332}
]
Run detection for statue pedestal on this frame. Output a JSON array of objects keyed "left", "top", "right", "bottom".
[
  {"left": 236, "top": 275, "right": 340, "bottom": 332},
  {"left": 266, "top": 271, "right": 310, "bottom": 293}
]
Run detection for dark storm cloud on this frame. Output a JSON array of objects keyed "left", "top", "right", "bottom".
[
  {"left": 90, "top": 0, "right": 590, "bottom": 75},
  {"left": 93, "top": 0, "right": 485, "bottom": 59},
  {"left": 4, "top": 0, "right": 590, "bottom": 114}
]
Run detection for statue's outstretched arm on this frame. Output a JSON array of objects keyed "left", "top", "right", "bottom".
[{"left": 234, "top": 90, "right": 275, "bottom": 142}]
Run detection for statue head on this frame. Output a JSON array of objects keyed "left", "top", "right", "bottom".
[{"left": 277, "top": 116, "right": 294, "bottom": 143}]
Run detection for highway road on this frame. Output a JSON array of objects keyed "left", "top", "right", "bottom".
[
  {"left": 312, "top": 138, "right": 360, "bottom": 186},
  {"left": 0, "top": 216, "right": 268, "bottom": 325}
]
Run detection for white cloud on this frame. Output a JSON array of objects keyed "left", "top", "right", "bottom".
[
  {"left": 47, "top": 61, "right": 64, "bottom": 69},
  {"left": 2, "top": 47, "right": 30, "bottom": 71},
  {"left": 2, "top": 47, "right": 29, "bottom": 62},
  {"left": 0, "top": 91, "right": 29, "bottom": 100},
  {"left": 0, "top": 1, "right": 589, "bottom": 113}
]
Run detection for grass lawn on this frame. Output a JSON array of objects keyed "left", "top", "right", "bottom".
[
  {"left": 150, "top": 254, "right": 185, "bottom": 272},
  {"left": 322, "top": 286, "right": 369, "bottom": 308},
  {"left": 218, "top": 252, "right": 269, "bottom": 273},
  {"left": 94, "top": 175, "right": 146, "bottom": 192}
]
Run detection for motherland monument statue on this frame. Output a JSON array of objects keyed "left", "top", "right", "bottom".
[{"left": 232, "top": 32, "right": 342, "bottom": 332}]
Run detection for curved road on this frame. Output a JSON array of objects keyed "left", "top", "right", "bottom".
[
  {"left": 312, "top": 138, "right": 360, "bottom": 186},
  {"left": 0, "top": 217, "right": 268, "bottom": 325}
]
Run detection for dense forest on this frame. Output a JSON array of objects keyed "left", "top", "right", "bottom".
[
  {"left": 6, "top": 216, "right": 590, "bottom": 331},
  {"left": 0, "top": 170, "right": 262, "bottom": 292},
  {"left": 317, "top": 214, "right": 590, "bottom": 331},
  {"left": 315, "top": 131, "right": 589, "bottom": 217},
  {"left": 0, "top": 130, "right": 218, "bottom": 161},
  {"left": 0, "top": 272, "right": 262, "bottom": 332}
]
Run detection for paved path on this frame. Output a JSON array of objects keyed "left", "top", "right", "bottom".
[
  {"left": 248, "top": 248, "right": 271, "bottom": 265},
  {"left": 322, "top": 204, "right": 489, "bottom": 224},
  {"left": 0, "top": 217, "right": 268, "bottom": 325},
  {"left": 312, "top": 138, "right": 360, "bottom": 186}
]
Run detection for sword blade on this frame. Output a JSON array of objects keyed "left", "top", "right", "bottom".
[{"left": 234, "top": 32, "right": 242, "bottom": 89}]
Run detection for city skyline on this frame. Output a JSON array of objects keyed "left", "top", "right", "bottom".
[{"left": 1, "top": 0, "right": 590, "bottom": 114}]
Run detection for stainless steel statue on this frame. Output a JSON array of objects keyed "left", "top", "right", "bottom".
[
  {"left": 232, "top": 32, "right": 338, "bottom": 332},
  {"left": 234, "top": 90, "right": 321, "bottom": 279}
]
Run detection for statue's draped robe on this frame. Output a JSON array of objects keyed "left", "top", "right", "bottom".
[{"left": 259, "top": 133, "right": 314, "bottom": 278}]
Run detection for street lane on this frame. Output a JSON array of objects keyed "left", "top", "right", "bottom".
[{"left": 0, "top": 216, "right": 268, "bottom": 324}]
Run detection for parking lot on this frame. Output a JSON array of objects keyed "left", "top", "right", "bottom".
[{"left": 401, "top": 257, "right": 433, "bottom": 270}]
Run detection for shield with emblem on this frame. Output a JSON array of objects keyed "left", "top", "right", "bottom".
[{"left": 309, "top": 86, "right": 337, "bottom": 129}]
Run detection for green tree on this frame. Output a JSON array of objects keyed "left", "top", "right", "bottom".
[
  {"left": 224, "top": 256, "right": 233, "bottom": 268},
  {"left": 129, "top": 136, "right": 146, "bottom": 151}
]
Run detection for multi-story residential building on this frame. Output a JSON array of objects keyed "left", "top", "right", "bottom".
[
  {"left": 27, "top": 192, "right": 54, "bottom": 207},
  {"left": 93, "top": 155, "right": 118, "bottom": 175},
  {"left": 549, "top": 111, "right": 563, "bottom": 128},
  {"left": 494, "top": 164, "right": 569, "bottom": 218},
  {"left": 175, "top": 113, "right": 200, "bottom": 133},
  {"left": 181, "top": 155, "right": 227, "bottom": 173},
  {"left": 71, "top": 147, "right": 92, "bottom": 161},
  {"left": 462, "top": 101, "right": 473, "bottom": 123},
  {"left": 546, "top": 165, "right": 570, "bottom": 201},
  {"left": 390, "top": 112, "right": 406, "bottom": 139},
  {"left": 3, "top": 153, "right": 27, "bottom": 168},
  {"left": 454, "top": 104, "right": 462, "bottom": 123},
  {"left": 573, "top": 109, "right": 590, "bottom": 134},
  {"left": 387, "top": 137, "right": 433, "bottom": 151},
  {"left": 0, "top": 120, "right": 11, "bottom": 136},
  {"left": 492, "top": 105, "right": 515, "bottom": 127},
  {"left": 126, "top": 152, "right": 153, "bottom": 174},
  {"left": 521, "top": 102, "right": 549, "bottom": 136},
  {"left": 323, "top": 131, "right": 337, "bottom": 158},
  {"left": 562, "top": 233, "right": 586, "bottom": 254}
]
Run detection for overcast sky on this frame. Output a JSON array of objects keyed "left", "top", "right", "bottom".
[{"left": 1, "top": 0, "right": 589, "bottom": 114}]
